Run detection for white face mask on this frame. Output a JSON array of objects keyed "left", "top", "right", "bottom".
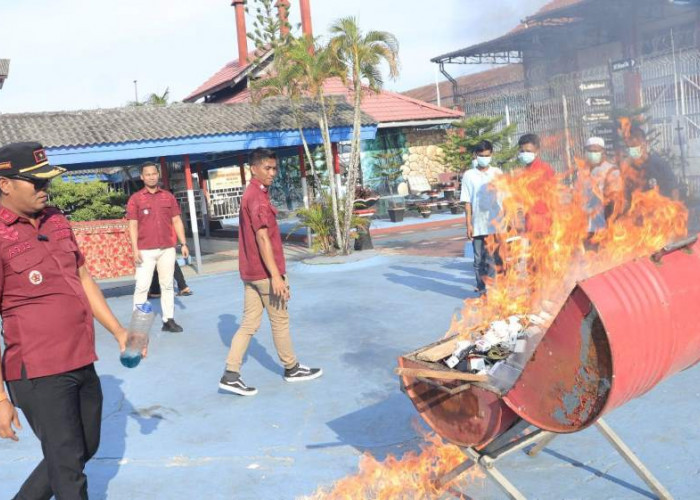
[
  {"left": 629, "top": 146, "right": 643, "bottom": 160},
  {"left": 476, "top": 156, "right": 492, "bottom": 168},
  {"left": 586, "top": 151, "right": 603, "bottom": 165},
  {"left": 518, "top": 152, "right": 537, "bottom": 165}
]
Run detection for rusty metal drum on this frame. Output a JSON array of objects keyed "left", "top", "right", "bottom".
[
  {"left": 505, "top": 236, "right": 700, "bottom": 432},
  {"left": 398, "top": 354, "right": 519, "bottom": 449}
]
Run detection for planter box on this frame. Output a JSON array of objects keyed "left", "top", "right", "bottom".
[{"left": 388, "top": 208, "right": 405, "bottom": 223}]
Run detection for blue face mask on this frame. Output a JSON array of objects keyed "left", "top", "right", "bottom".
[
  {"left": 476, "top": 156, "right": 492, "bottom": 168},
  {"left": 518, "top": 152, "right": 537, "bottom": 165},
  {"left": 586, "top": 151, "right": 603, "bottom": 165},
  {"left": 629, "top": 146, "right": 643, "bottom": 160}
]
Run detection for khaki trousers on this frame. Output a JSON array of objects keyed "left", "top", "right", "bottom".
[
  {"left": 134, "top": 247, "right": 176, "bottom": 321},
  {"left": 225, "top": 277, "right": 297, "bottom": 373}
]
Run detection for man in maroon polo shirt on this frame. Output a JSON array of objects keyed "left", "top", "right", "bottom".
[
  {"left": 0, "top": 142, "right": 137, "bottom": 499},
  {"left": 219, "top": 148, "right": 322, "bottom": 396},
  {"left": 126, "top": 162, "right": 189, "bottom": 333}
]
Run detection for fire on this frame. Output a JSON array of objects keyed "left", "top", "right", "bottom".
[
  {"left": 450, "top": 157, "right": 688, "bottom": 338},
  {"left": 304, "top": 431, "right": 482, "bottom": 499},
  {"left": 309, "top": 148, "right": 687, "bottom": 499}
]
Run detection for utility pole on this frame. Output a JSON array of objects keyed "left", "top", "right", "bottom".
[{"left": 133, "top": 80, "right": 139, "bottom": 104}]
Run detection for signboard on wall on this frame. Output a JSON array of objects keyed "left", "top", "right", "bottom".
[{"left": 208, "top": 167, "right": 243, "bottom": 190}]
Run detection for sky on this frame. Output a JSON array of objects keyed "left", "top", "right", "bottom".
[{"left": 0, "top": 0, "right": 547, "bottom": 113}]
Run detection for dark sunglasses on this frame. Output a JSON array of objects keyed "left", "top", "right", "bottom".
[{"left": 10, "top": 176, "right": 51, "bottom": 191}]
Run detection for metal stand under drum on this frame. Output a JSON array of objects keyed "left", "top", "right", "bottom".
[{"left": 436, "top": 418, "right": 673, "bottom": 500}]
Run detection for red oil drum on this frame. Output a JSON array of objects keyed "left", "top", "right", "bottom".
[
  {"left": 505, "top": 236, "right": 700, "bottom": 432},
  {"left": 398, "top": 356, "right": 519, "bottom": 448}
]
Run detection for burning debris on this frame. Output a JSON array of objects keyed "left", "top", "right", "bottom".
[{"left": 441, "top": 312, "right": 552, "bottom": 393}]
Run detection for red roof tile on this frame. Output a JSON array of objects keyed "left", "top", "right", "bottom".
[
  {"left": 216, "top": 77, "right": 462, "bottom": 124},
  {"left": 184, "top": 49, "right": 270, "bottom": 102}
]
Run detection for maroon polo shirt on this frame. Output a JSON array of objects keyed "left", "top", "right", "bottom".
[
  {"left": 0, "top": 206, "right": 97, "bottom": 381},
  {"left": 126, "top": 188, "right": 181, "bottom": 249},
  {"left": 238, "top": 178, "right": 286, "bottom": 281}
]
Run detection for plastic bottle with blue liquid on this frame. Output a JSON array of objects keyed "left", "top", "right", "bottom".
[{"left": 120, "top": 302, "right": 154, "bottom": 368}]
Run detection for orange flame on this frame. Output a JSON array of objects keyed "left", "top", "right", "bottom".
[
  {"left": 310, "top": 155, "right": 687, "bottom": 499},
  {"left": 450, "top": 159, "right": 688, "bottom": 337},
  {"left": 304, "top": 431, "right": 482, "bottom": 499}
]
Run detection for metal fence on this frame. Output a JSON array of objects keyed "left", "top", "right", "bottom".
[{"left": 462, "top": 48, "right": 700, "bottom": 189}]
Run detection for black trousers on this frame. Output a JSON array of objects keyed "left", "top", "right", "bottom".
[
  {"left": 150, "top": 260, "right": 187, "bottom": 294},
  {"left": 7, "top": 364, "right": 103, "bottom": 500}
]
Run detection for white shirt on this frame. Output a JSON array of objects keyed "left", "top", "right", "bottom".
[
  {"left": 581, "top": 160, "right": 620, "bottom": 232},
  {"left": 460, "top": 166, "right": 503, "bottom": 236}
]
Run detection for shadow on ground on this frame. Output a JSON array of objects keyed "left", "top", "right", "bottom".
[
  {"left": 87, "top": 375, "right": 165, "bottom": 499},
  {"left": 306, "top": 393, "right": 425, "bottom": 462},
  {"left": 217, "top": 313, "right": 284, "bottom": 376}
]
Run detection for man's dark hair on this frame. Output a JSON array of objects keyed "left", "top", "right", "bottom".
[
  {"left": 518, "top": 133, "right": 541, "bottom": 149},
  {"left": 140, "top": 161, "right": 159, "bottom": 174},
  {"left": 250, "top": 148, "right": 277, "bottom": 166},
  {"left": 473, "top": 140, "right": 494, "bottom": 155},
  {"left": 629, "top": 126, "right": 647, "bottom": 142}
]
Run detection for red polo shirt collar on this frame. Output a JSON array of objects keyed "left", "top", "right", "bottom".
[{"left": 250, "top": 177, "right": 268, "bottom": 193}]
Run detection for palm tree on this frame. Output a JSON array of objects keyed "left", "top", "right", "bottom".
[
  {"left": 281, "top": 35, "right": 345, "bottom": 249},
  {"left": 146, "top": 88, "right": 170, "bottom": 106},
  {"left": 329, "top": 17, "right": 399, "bottom": 254}
]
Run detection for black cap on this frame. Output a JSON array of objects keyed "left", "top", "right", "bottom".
[{"left": 0, "top": 142, "right": 66, "bottom": 180}]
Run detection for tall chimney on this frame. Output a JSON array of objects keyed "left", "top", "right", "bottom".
[
  {"left": 277, "top": 0, "right": 290, "bottom": 37},
  {"left": 299, "top": 0, "right": 313, "bottom": 37},
  {"left": 232, "top": 0, "right": 249, "bottom": 65}
]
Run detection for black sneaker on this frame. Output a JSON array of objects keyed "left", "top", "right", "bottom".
[
  {"left": 219, "top": 371, "right": 258, "bottom": 396},
  {"left": 162, "top": 319, "right": 183, "bottom": 333},
  {"left": 284, "top": 363, "right": 323, "bottom": 382}
]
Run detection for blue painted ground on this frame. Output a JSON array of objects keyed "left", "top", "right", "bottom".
[{"left": 1, "top": 254, "right": 699, "bottom": 499}]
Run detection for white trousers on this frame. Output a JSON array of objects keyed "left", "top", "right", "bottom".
[{"left": 133, "top": 247, "right": 176, "bottom": 322}]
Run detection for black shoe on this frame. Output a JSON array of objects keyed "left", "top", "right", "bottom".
[
  {"left": 219, "top": 371, "right": 258, "bottom": 396},
  {"left": 161, "top": 319, "right": 183, "bottom": 333},
  {"left": 284, "top": 363, "right": 323, "bottom": 382}
]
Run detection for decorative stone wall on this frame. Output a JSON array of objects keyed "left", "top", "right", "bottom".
[{"left": 400, "top": 128, "right": 449, "bottom": 184}]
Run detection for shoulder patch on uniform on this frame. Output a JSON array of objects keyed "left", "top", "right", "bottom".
[{"left": 0, "top": 224, "right": 19, "bottom": 241}]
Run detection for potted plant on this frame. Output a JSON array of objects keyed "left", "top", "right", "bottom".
[
  {"left": 374, "top": 151, "right": 406, "bottom": 223},
  {"left": 353, "top": 185, "right": 380, "bottom": 211},
  {"left": 418, "top": 203, "right": 432, "bottom": 218}
]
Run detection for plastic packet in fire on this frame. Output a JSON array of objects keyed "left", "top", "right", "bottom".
[{"left": 445, "top": 340, "right": 473, "bottom": 369}]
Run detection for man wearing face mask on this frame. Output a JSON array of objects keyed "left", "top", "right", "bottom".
[
  {"left": 514, "top": 134, "right": 556, "bottom": 235},
  {"left": 580, "top": 137, "right": 621, "bottom": 237},
  {"left": 460, "top": 140, "right": 503, "bottom": 294},
  {"left": 622, "top": 127, "right": 679, "bottom": 206}
]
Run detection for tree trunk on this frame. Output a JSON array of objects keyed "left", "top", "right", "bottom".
[
  {"left": 289, "top": 98, "right": 318, "bottom": 199},
  {"left": 318, "top": 94, "right": 344, "bottom": 250},
  {"left": 341, "top": 72, "right": 364, "bottom": 255}
]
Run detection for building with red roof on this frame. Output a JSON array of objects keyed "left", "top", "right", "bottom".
[{"left": 184, "top": 1, "right": 465, "bottom": 190}]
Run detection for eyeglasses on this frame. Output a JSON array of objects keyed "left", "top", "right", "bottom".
[{"left": 10, "top": 176, "right": 51, "bottom": 191}]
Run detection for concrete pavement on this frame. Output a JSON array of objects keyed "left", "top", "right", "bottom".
[{"left": 1, "top": 250, "right": 699, "bottom": 499}]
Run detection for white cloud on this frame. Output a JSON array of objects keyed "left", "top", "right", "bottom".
[{"left": 0, "top": 0, "right": 548, "bottom": 113}]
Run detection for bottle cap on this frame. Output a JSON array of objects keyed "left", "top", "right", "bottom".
[{"left": 135, "top": 302, "right": 153, "bottom": 314}]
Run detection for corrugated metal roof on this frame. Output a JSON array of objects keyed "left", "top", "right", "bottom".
[
  {"left": 403, "top": 65, "right": 524, "bottom": 106},
  {"left": 0, "top": 97, "right": 375, "bottom": 149}
]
